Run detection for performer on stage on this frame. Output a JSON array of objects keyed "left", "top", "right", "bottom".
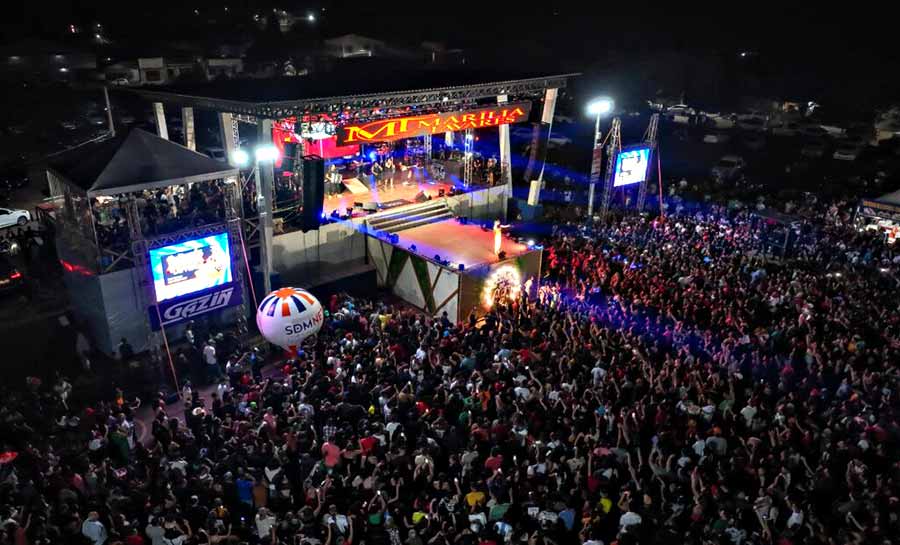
[
  {"left": 384, "top": 157, "right": 395, "bottom": 189},
  {"left": 326, "top": 164, "right": 342, "bottom": 197},
  {"left": 493, "top": 219, "right": 509, "bottom": 256}
]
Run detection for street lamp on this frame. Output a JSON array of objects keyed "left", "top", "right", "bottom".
[{"left": 586, "top": 96, "right": 614, "bottom": 217}]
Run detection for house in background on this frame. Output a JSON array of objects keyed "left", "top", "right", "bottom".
[{"left": 0, "top": 39, "right": 97, "bottom": 82}]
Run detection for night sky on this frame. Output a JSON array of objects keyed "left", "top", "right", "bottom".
[{"left": 3, "top": 3, "right": 899, "bottom": 112}]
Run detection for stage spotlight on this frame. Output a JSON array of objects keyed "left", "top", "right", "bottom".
[
  {"left": 255, "top": 144, "right": 280, "bottom": 162},
  {"left": 231, "top": 149, "right": 250, "bottom": 167},
  {"left": 527, "top": 239, "right": 535, "bottom": 246}
]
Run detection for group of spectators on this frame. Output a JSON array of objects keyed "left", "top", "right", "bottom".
[
  {"left": 2, "top": 191, "right": 899, "bottom": 545},
  {"left": 93, "top": 182, "right": 230, "bottom": 255}
]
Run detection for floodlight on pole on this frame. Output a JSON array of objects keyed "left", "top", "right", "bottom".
[
  {"left": 586, "top": 96, "right": 615, "bottom": 218},
  {"left": 255, "top": 144, "right": 280, "bottom": 162},
  {"left": 586, "top": 97, "right": 614, "bottom": 117},
  {"left": 231, "top": 148, "right": 250, "bottom": 167}
]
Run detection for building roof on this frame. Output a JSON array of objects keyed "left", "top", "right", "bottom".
[
  {"left": 47, "top": 128, "right": 237, "bottom": 196},
  {"left": 873, "top": 188, "right": 900, "bottom": 207},
  {"left": 126, "top": 64, "right": 576, "bottom": 118}
]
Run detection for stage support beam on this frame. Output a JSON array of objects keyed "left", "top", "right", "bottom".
[
  {"left": 463, "top": 129, "right": 474, "bottom": 188},
  {"left": 423, "top": 133, "right": 432, "bottom": 160},
  {"left": 256, "top": 119, "right": 275, "bottom": 295},
  {"left": 219, "top": 112, "right": 238, "bottom": 166},
  {"left": 152, "top": 102, "right": 168, "bottom": 140},
  {"left": 182, "top": 107, "right": 196, "bottom": 151},
  {"left": 498, "top": 94, "right": 512, "bottom": 191},
  {"left": 523, "top": 87, "right": 557, "bottom": 183}
]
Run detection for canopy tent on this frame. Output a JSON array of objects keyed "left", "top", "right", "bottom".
[{"left": 47, "top": 128, "right": 238, "bottom": 196}]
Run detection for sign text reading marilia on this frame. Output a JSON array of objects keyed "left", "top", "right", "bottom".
[{"left": 336, "top": 102, "right": 532, "bottom": 145}]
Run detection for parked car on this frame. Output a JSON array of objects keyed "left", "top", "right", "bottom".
[
  {"left": 0, "top": 207, "right": 31, "bottom": 228},
  {"left": 711, "top": 155, "right": 746, "bottom": 180},
  {"left": 743, "top": 133, "right": 766, "bottom": 150},
  {"left": 771, "top": 121, "right": 800, "bottom": 137},
  {"left": 665, "top": 104, "right": 695, "bottom": 124},
  {"left": 801, "top": 140, "right": 828, "bottom": 158},
  {"left": 833, "top": 139, "right": 865, "bottom": 161},
  {"left": 86, "top": 114, "right": 107, "bottom": 127},
  {"left": 109, "top": 77, "right": 131, "bottom": 86},
  {"left": 703, "top": 132, "right": 731, "bottom": 144},
  {"left": 60, "top": 120, "right": 78, "bottom": 131},
  {"left": 736, "top": 115, "right": 767, "bottom": 132},
  {"left": 799, "top": 124, "right": 829, "bottom": 139},
  {"left": 0, "top": 256, "right": 25, "bottom": 294},
  {"left": 703, "top": 113, "right": 737, "bottom": 129}
]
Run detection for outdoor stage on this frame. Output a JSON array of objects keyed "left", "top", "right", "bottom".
[
  {"left": 398, "top": 221, "right": 529, "bottom": 266},
  {"left": 366, "top": 218, "right": 542, "bottom": 322},
  {"left": 323, "top": 177, "right": 456, "bottom": 217}
]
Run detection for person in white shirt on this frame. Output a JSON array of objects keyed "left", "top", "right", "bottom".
[
  {"left": 81, "top": 511, "right": 107, "bottom": 545},
  {"left": 256, "top": 508, "right": 277, "bottom": 542},
  {"left": 204, "top": 341, "right": 219, "bottom": 383}
]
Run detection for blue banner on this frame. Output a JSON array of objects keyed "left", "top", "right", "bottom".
[{"left": 149, "top": 282, "right": 242, "bottom": 330}]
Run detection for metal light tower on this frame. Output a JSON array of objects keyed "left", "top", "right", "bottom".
[
  {"left": 586, "top": 97, "right": 614, "bottom": 217},
  {"left": 598, "top": 117, "right": 621, "bottom": 224},
  {"left": 636, "top": 113, "right": 659, "bottom": 212}
]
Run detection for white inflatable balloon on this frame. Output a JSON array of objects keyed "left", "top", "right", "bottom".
[{"left": 256, "top": 287, "right": 323, "bottom": 354}]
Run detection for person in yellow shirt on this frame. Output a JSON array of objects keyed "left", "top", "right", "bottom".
[{"left": 465, "top": 485, "right": 486, "bottom": 510}]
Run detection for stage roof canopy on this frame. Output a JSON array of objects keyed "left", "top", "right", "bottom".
[
  {"left": 47, "top": 128, "right": 238, "bottom": 196},
  {"left": 127, "top": 65, "right": 577, "bottom": 118}
]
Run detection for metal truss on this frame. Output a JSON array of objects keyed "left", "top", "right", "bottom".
[
  {"left": 128, "top": 74, "right": 575, "bottom": 119},
  {"left": 144, "top": 221, "right": 238, "bottom": 250},
  {"left": 463, "top": 128, "right": 475, "bottom": 188},
  {"left": 598, "top": 118, "right": 621, "bottom": 224},
  {"left": 636, "top": 113, "right": 659, "bottom": 212},
  {"left": 423, "top": 133, "right": 432, "bottom": 160}
]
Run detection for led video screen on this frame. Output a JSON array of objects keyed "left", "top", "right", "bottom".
[
  {"left": 613, "top": 145, "right": 652, "bottom": 187},
  {"left": 149, "top": 233, "right": 233, "bottom": 302}
]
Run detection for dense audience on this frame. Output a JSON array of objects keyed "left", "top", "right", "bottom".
[
  {"left": 93, "top": 182, "right": 229, "bottom": 255},
  {"left": 2, "top": 196, "right": 899, "bottom": 545}
]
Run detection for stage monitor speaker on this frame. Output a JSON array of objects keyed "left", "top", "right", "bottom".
[
  {"left": 527, "top": 180, "right": 541, "bottom": 206},
  {"left": 282, "top": 143, "right": 299, "bottom": 172},
  {"left": 300, "top": 155, "right": 325, "bottom": 232}
]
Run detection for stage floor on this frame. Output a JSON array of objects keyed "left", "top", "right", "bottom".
[
  {"left": 398, "top": 220, "right": 528, "bottom": 268},
  {"left": 324, "top": 176, "right": 456, "bottom": 216}
]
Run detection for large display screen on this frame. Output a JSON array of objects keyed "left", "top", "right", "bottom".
[
  {"left": 149, "top": 233, "right": 233, "bottom": 302},
  {"left": 613, "top": 145, "right": 652, "bottom": 187}
]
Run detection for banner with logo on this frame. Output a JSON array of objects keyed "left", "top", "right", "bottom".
[
  {"left": 149, "top": 282, "right": 243, "bottom": 330},
  {"left": 336, "top": 102, "right": 533, "bottom": 145}
]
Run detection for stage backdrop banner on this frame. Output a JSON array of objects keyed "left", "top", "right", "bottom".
[
  {"left": 337, "top": 102, "right": 533, "bottom": 145},
  {"left": 149, "top": 282, "right": 242, "bottom": 330}
]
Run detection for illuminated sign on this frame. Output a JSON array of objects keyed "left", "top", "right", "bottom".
[
  {"left": 337, "top": 102, "right": 533, "bottom": 145},
  {"left": 149, "top": 283, "right": 242, "bottom": 330},
  {"left": 613, "top": 145, "right": 653, "bottom": 187},
  {"left": 148, "top": 233, "right": 233, "bottom": 302}
]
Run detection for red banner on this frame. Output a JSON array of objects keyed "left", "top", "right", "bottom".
[{"left": 336, "top": 102, "right": 532, "bottom": 145}]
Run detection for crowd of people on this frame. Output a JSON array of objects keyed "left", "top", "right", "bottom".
[
  {"left": 2, "top": 192, "right": 899, "bottom": 545},
  {"left": 92, "top": 182, "right": 230, "bottom": 258}
]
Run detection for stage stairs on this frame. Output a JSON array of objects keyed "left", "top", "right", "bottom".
[{"left": 366, "top": 199, "right": 453, "bottom": 234}]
